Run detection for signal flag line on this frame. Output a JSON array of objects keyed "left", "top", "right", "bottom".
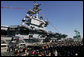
[{"left": 1, "top": 6, "right": 27, "bottom": 10}]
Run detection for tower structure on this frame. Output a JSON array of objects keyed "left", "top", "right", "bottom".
[
  {"left": 20, "top": 2, "right": 49, "bottom": 39},
  {"left": 22, "top": 2, "right": 48, "bottom": 31},
  {"left": 74, "top": 29, "right": 81, "bottom": 41}
]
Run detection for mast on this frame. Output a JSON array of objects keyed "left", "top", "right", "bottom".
[{"left": 21, "top": 1, "right": 48, "bottom": 31}]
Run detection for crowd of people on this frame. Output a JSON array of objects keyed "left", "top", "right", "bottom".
[
  {"left": 18, "top": 44, "right": 83, "bottom": 56},
  {"left": 6, "top": 40, "right": 83, "bottom": 56},
  {"left": 51, "top": 40, "right": 83, "bottom": 47}
]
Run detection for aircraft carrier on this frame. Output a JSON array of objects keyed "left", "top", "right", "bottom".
[{"left": 1, "top": 2, "right": 83, "bottom": 56}]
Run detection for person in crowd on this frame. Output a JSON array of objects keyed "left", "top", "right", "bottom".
[{"left": 54, "top": 49, "right": 58, "bottom": 56}]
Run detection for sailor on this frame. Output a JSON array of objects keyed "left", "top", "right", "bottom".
[{"left": 54, "top": 49, "right": 58, "bottom": 56}]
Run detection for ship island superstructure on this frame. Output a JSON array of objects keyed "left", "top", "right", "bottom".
[{"left": 5, "top": 2, "right": 49, "bottom": 40}]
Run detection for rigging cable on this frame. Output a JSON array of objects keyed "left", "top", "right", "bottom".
[{"left": 41, "top": 13, "right": 59, "bottom": 33}]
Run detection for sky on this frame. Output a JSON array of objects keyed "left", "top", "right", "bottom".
[{"left": 1, "top": 1, "right": 83, "bottom": 38}]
